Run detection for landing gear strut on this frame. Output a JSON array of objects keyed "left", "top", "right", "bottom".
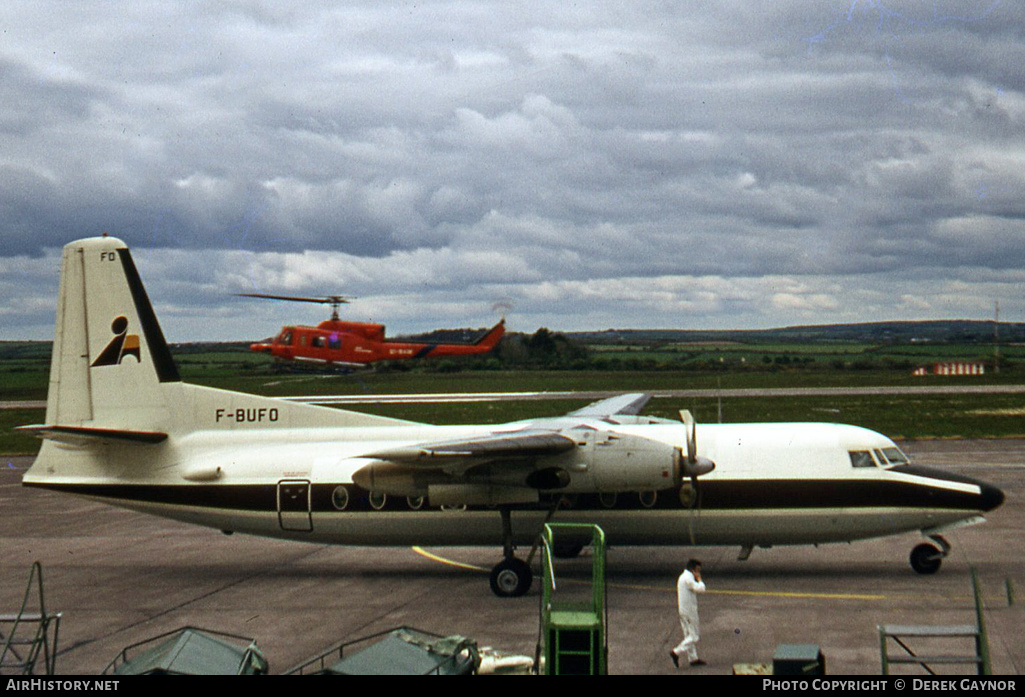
[
  {"left": 489, "top": 506, "right": 533, "bottom": 597},
  {"left": 910, "top": 534, "right": 950, "bottom": 575}
]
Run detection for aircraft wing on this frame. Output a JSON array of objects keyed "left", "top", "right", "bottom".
[
  {"left": 364, "top": 430, "right": 576, "bottom": 467},
  {"left": 362, "top": 392, "right": 654, "bottom": 469},
  {"left": 353, "top": 392, "right": 676, "bottom": 503},
  {"left": 566, "top": 392, "right": 651, "bottom": 417}
]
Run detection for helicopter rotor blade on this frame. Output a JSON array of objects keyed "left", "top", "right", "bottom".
[
  {"left": 236, "top": 293, "right": 356, "bottom": 321},
  {"left": 236, "top": 293, "right": 355, "bottom": 305}
]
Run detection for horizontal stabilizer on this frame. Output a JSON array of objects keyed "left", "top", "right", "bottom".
[
  {"left": 18, "top": 425, "right": 168, "bottom": 446},
  {"left": 365, "top": 430, "right": 576, "bottom": 466}
]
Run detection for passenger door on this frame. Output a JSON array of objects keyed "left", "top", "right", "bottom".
[{"left": 277, "top": 479, "right": 313, "bottom": 532}]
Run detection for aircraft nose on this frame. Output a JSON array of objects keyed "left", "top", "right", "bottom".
[
  {"left": 889, "top": 464, "right": 1003, "bottom": 513},
  {"left": 979, "top": 482, "right": 1005, "bottom": 512}
]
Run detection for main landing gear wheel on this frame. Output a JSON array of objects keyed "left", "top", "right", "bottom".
[
  {"left": 910, "top": 543, "right": 942, "bottom": 575},
  {"left": 490, "top": 558, "right": 533, "bottom": 597},
  {"left": 489, "top": 505, "right": 534, "bottom": 598}
]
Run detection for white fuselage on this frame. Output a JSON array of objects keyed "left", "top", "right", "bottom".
[{"left": 25, "top": 417, "right": 996, "bottom": 550}]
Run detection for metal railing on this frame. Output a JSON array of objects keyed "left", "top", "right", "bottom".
[
  {"left": 879, "top": 568, "right": 991, "bottom": 675},
  {"left": 0, "top": 562, "right": 61, "bottom": 675},
  {"left": 540, "top": 523, "right": 608, "bottom": 675}
]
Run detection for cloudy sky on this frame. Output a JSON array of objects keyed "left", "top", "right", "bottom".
[{"left": 1, "top": 1, "right": 1022, "bottom": 341}]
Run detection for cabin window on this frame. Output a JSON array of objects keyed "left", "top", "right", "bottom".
[
  {"left": 638, "top": 491, "right": 658, "bottom": 508},
  {"left": 880, "top": 447, "right": 909, "bottom": 466},
  {"left": 848, "top": 450, "right": 876, "bottom": 468},
  {"left": 328, "top": 334, "right": 341, "bottom": 349},
  {"left": 312, "top": 336, "right": 325, "bottom": 348},
  {"left": 331, "top": 485, "right": 350, "bottom": 510}
]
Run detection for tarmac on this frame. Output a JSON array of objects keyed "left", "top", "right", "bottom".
[{"left": 1, "top": 439, "right": 1022, "bottom": 676}]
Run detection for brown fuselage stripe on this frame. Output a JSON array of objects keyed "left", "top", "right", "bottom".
[{"left": 23, "top": 472, "right": 991, "bottom": 515}]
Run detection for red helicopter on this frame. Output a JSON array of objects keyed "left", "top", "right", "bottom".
[{"left": 242, "top": 293, "right": 505, "bottom": 368}]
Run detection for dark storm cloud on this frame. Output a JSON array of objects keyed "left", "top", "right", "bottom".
[{"left": 1, "top": 1, "right": 1023, "bottom": 339}]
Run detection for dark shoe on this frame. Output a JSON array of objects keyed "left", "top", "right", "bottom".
[
  {"left": 690, "top": 659, "right": 707, "bottom": 667},
  {"left": 670, "top": 650, "right": 679, "bottom": 668}
]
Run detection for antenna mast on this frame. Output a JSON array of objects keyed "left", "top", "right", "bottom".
[{"left": 994, "top": 301, "right": 1000, "bottom": 374}]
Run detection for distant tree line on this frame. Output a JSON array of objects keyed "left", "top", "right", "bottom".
[{"left": 391, "top": 328, "right": 1018, "bottom": 375}]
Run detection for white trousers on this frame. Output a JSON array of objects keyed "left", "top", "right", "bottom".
[{"left": 673, "top": 615, "right": 700, "bottom": 662}]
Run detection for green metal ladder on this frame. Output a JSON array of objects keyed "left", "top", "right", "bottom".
[
  {"left": 540, "top": 523, "right": 608, "bottom": 675},
  {"left": 1, "top": 562, "right": 61, "bottom": 675}
]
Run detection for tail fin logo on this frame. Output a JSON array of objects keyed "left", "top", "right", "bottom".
[{"left": 91, "top": 316, "right": 142, "bottom": 367}]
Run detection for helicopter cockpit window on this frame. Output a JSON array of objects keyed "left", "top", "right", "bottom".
[
  {"left": 848, "top": 450, "right": 876, "bottom": 468},
  {"left": 278, "top": 330, "right": 293, "bottom": 345}
]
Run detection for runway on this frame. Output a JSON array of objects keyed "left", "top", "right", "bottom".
[
  {"left": 6, "top": 382, "right": 1025, "bottom": 410},
  {"left": 2, "top": 440, "right": 1022, "bottom": 675}
]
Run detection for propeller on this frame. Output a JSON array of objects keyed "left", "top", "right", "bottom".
[
  {"left": 679, "top": 410, "right": 715, "bottom": 544},
  {"left": 680, "top": 410, "right": 715, "bottom": 480}
]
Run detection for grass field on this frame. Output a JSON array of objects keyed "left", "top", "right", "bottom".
[{"left": 3, "top": 339, "right": 1025, "bottom": 455}]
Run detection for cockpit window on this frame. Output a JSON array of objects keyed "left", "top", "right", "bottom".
[
  {"left": 848, "top": 450, "right": 876, "bottom": 468},
  {"left": 880, "top": 447, "right": 909, "bottom": 466},
  {"left": 277, "top": 330, "right": 293, "bottom": 345}
]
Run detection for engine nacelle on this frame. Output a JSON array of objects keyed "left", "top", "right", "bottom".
[
  {"left": 352, "top": 460, "right": 569, "bottom": 499},
  {"left": 354, "top": 432, "right": 684, "bottom": 499},
  {"left": 525, "top": 467, "right": 572, "bottom": 490},
  {"left": 589, "top": 432, "right": 680, "bottom": 492},
  {"left": 352, "top": 460, "right": 433, "bottom": 497}
]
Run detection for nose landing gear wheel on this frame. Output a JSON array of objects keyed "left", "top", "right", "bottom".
[{"left": 490, "top": 558, "right": 533, "bottom": 597}]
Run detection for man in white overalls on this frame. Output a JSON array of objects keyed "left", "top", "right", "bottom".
[{"left": 670, "top": 559, "right": 706, "bottom": 668}]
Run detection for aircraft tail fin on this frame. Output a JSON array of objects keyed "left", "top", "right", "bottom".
[
  {"left": 43, "top": 236, "right": 179, "bottom": 433},
  {"left": 474, "top": 319, "right": 506, "bottom": 349}
]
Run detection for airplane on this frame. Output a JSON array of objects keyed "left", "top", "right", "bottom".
[
  {"left": 241, "top": 293, "right": 505, "bottom": 368},
  {"left": 21, "top": 236, "right": 1004, "bottom": 597}
]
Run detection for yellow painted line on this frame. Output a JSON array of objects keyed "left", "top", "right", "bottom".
[
  {"left": 412, "top": 547, "right": 899, "bottom": 602},
  {"left": 608, "top": 581, "right": 886, "bottom": 601},
  {"left": 412, "top": 546, "right": 488, "bottom": 573},
  {"left": 708, "top": 588, "right": 885, "bottom": 601}
]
